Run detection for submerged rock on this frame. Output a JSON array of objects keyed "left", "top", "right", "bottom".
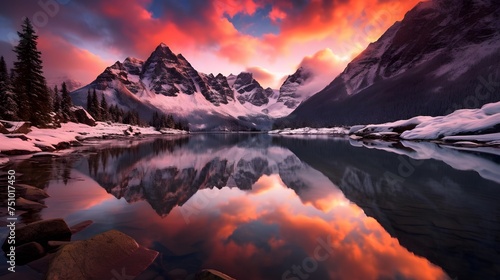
[
  {"left": 46, "top": 230, "right": 158, "bottom": 280},
  {"left": 1, "top": 218, "right": 71, "bottom": 251},
  {"left": 15, "top": 197, "right": 47, "bottom": 211},
  {"left": 17, "top": 184, "right": 50, "bottom": 201},
  {"left": 69, "top": 220, "right": 93, "bottom": 234}
]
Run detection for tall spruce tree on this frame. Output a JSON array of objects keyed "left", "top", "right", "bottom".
[
  {"left": 100, "top": 94, "right": 108, "bottom": 121},
  {"left": 86, "top": 89, "right": 92, "bottom": 113},
  {"left": 53, "top": 85, "right": 61, "bottom": 114},
  {"left": 0, "top": 56, "right": 10, "bottom": 119},
  {"left": 91, "top": 89, "right": 100, "bottom": 120},
  {"left": 0, "top": 57, "right": 18, "bottom": 120},
  {"left": 13, "top": 18, "right": 51, "bottom": 126},
  {"left": 61, "top": 82, "right": 73, "bottom": 121}
]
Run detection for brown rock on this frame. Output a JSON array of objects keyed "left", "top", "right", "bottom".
[
  {"left": 69, "top": 220, "right": 93, "bottom": 234},
  {"left": 15, "top": 197, "right": 47, "bottom": 211},
  {"left": 17, "top": 184, "right": 50, "bottom": 201},
  {"left": 70, "top": 106, "right": 96, "bottom": 126},
  {"left": 0, "top": 122, "right": 8, "bottom": 134},
  {"left": 2, "top": 218, "right": 71, "bottom": 251},
  {"left": 45, "top": 230, "right": 159, "bottom": 280},
  {"left": 16, "top": 242, "right": 45, "bottom": 265}
]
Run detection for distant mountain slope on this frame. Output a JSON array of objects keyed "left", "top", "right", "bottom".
[{"left": 279, "top": 0, "right": 500, "bottom": 127}]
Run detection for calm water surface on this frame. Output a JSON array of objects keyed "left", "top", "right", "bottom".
[{"left": 1, "top": 134, "right": 499, "bottom": 280}]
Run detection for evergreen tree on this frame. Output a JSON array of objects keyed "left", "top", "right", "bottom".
[
  {"left": 53, "top": 85, "right": 61, "bottom": 114},
  {"left": 91, "top": 89, "right": 100, "bottom": 120},
  {"left": 166, "top": 114, "right": 175, "bottom": 128},
  {"left": 0, "top": 56, "right": 17, "bottom": 120},
  {"left": 12, "top": 18, "right": 51, "bottom": 126},
  {"left": 159, "top": 114, "right": 167, "bottom": 128},
  {"left": 0, "top": 56, "right": 9, "bottom": 119},
  {"left": 60, "top": 82, "right": 73, "bottom": 121},
  {"left": 100, "top": 94, "right": 108, "bottom": 121},
  {"left": 123, "top": 109, "right": 140, "bottom": 125},
  {"left": 86, "top": 88, "right": 92, "bottom": 113},
  {"left": 150, "top": 111, "right": 160, "bottom": 129},
  {"left": 0, "top": 56, "right": 8, "bottom": 86}
]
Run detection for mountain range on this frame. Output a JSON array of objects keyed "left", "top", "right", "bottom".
[
  {"left": 70, "top": 43, "right": 314, "bottom": 131},
  {"left": 71, "top": 0, "right": 500, "bottom": 131}
]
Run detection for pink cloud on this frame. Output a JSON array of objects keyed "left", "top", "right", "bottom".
[{"left": 246, "top": 66, "right": 277, "bottom": 88}]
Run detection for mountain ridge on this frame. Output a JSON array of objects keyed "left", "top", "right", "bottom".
[{"left": 70, "top": 42, "right": 316, "bottom": 131}]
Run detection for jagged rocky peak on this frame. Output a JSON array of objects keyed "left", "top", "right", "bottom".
[
  {"left": 123, "top": 57, "right": 144, "bottom": 76},
  {"left": 282, "top": 67, "right": 312, "bottom": 88},
  {"left": 232, "top": 72, "right": 269, "bottom": 106},
  {"left": 140, "top": 43, "right": 198, "bottom": 96},
  {"left": 234, "top": 72, "right": 254, "bottom": 88},
  {"left": 150, "top": 42, "right": 178, "bottom": 62},
  {"left": 91, "top": 61, "right": 128, "bottom": 90},
  {"left": 277, "top": 67, "right": 313, "bottom": 109},
  {"left": 233, "top": 72, "right": 262, "bottom": 94},
  {"left": 226, "top": 74, "right": 237, "bottom": 87}
]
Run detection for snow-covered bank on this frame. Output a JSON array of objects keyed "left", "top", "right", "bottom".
[
  {"left": 271, "top": 102, "right": 500, "bottom": 146},
  {"left": 0, "top": 122, "right": 188, "bottom": 156},
  {"left": 350, "top": 102, "right": 500, "bottom": 144},
  {"left": 269, "top": 127, "right": 349, "bottom": 135}
]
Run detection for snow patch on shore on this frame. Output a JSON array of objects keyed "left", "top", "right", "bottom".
[{"left": 0, "top": 122, "right": 187, "bottom": 154}]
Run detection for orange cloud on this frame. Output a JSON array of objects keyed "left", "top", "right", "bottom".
[
  {"left": 269, "top": 6, "right": 287, "bottom": 22},
  {"left": 299, "top": 48, "right": 348, "bottom": 76},
  {"left": 38, "top": 34, "right": 112, "bottom": 85},
  {"left": 263, "top": 0, "right": 421, "bottom": 58},
  {"left": 246, "top": 66, "right": 276, "bottom": 88}
]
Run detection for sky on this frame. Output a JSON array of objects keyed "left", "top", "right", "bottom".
[{"left": 0, "top": 0, "right": 421, "bottom": 88}]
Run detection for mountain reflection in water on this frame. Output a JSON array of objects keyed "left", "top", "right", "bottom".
[{"left": 1, "top": 134, "right": 498, "bottom": 280}]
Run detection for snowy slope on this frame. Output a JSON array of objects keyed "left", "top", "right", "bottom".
[{"left": 281, "top": 0, "right": 500, "bottom": 127}]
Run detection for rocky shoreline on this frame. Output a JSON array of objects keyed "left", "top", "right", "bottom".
[
  {"left": 0, "top": 121, "right": 189, "bottom": 159},
  {"left": 3, "top": 215, "right": 235, "bottom": 279}
]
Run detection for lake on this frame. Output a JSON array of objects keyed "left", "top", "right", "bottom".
[{"left": 1, "top": 134, "right": 499, "bottom": 280}]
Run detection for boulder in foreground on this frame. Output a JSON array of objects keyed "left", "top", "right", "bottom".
[{"left": 46, "top": 230, "right": 158, "bottom": 280}]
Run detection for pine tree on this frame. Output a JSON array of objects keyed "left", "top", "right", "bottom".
[
  {"left": 166, "top": 114, "right": 175, "bottom": 128},
  {"left": 159, "top": 114, "right": 167, "bottom": 128},
  {"left": 100, "top": 94, "right": 108, "bottom": 121},
  {"left": 91, "top": 89, "right": 100, "bottom": 120},
  {"left": 86, "top": 89, "right": 92, "bottom": 113},
  {"left": 12, "top": 18, "right": 51, "bottom": 126},
  {"left": 150, "top": 111, "right": 160, "bottom": 129},
  {"left": 53, "top": 85, "right": 61, "bottom": 114},
  {"left": 0, "top": 56, "right": 18, "bottom": 120},
  {"left": 60, "top": 82, "right": 73, "bottom": 121},
  {"left": 0, "top": 56, "right": 9, "bottom": 119}
]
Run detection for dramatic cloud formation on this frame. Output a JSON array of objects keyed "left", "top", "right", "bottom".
[
  {"left": 246, "top": 66, "right": 276, "bottom": 88},
  {"left": 0, "top": 0, "right": 421, "bottom": 88}
]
